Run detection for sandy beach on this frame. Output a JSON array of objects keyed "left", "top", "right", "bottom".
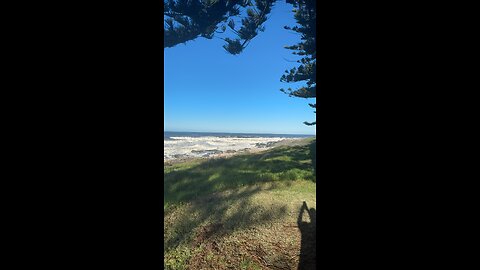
[{"left": 164, "top": 138, "right": 312, "bottom": 165}]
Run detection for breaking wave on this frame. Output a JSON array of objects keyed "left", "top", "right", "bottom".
[{"left": 164, "top": 136, "right": 300, "bottom": 161}]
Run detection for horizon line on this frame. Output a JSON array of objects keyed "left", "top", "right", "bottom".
[{"left": 164, "top": 130, "right": 316, "bottom": 136}]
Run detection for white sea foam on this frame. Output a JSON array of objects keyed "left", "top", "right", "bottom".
[{"left": 164, "top": 136, "right": 298, "bottom": 161}]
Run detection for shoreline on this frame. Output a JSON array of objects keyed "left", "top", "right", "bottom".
[{"left": 164, "top": 137, "right": 314, "bottom": 166}]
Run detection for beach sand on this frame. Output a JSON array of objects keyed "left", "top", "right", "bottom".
[{"left": 163, "top": 138, "right": 312, "bottom": 166}]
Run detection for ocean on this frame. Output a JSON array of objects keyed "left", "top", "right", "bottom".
[
  {"left": 164, "top": 131, "right": 313, "bottom": 140},
  {"left": 164, "top": 131, "right": 314, "bottom": 161}
]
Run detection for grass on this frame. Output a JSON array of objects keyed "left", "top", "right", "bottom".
[{"left": 164, "top": 138, "right": 316, "bottom": 270}]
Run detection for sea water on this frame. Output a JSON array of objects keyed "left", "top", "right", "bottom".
[{"left": 164, "top": 131, "right": 313, "bottom": 161}]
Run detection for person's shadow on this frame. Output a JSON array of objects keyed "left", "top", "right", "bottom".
[{"left": 297, "top": 201, "right": 316, "bottom": 270}]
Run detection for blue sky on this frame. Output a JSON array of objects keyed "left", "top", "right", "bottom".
[{"left": 164, "top": 1, "right": 316, "bottom": 135}]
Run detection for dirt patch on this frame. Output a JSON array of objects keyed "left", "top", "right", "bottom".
[
  {"left": 193, "top": 223, "right": 225, "bottom": 247},
  {"left": 186, "top": 224, "right": 303, "bottom": 270}
]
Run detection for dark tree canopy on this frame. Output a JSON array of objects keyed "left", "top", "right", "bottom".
[
  {"left": 164, "top": 0, "right": 316, "bottom": 125},
  {"left": 164, "top": 0, "right": 275, "bottom": 54},
  {"left": 280, "top": 0, "right": 316, "bottom": 125}
]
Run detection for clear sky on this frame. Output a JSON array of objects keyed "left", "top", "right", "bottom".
[{"left": 164, "top": 1, "right": 316, "bottom": 135}]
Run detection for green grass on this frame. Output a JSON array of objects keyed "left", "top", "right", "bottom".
[{"left": 164, "top": 138, "right": 316, "bottom": 270}]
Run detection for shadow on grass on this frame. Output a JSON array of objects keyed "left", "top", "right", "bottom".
[
  {"left": 164, "top": 184, "right": 289, "bottom": 252},
  {"left": 298, "top": 201, "right": 316, "bottom": 270},
  {"left": 165, "top": 141, "right": 316, "bottom": 204},
  {"left": 164, "top": 140, "right": 316, "bottom": 254}
]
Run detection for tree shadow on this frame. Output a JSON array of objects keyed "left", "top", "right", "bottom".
[
  {"left": 164, "top": 142, "right": 316, "bottom": 205},
  {"left": 297, "top": 201, "right": 316, "bottom": 270},
  {"left": 164, "top": 184, "right": 288, "bottom": 251}
]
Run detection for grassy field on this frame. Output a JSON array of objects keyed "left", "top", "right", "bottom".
[{"left": 164, "top": 138, "right": 316, "bottom": 270}]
